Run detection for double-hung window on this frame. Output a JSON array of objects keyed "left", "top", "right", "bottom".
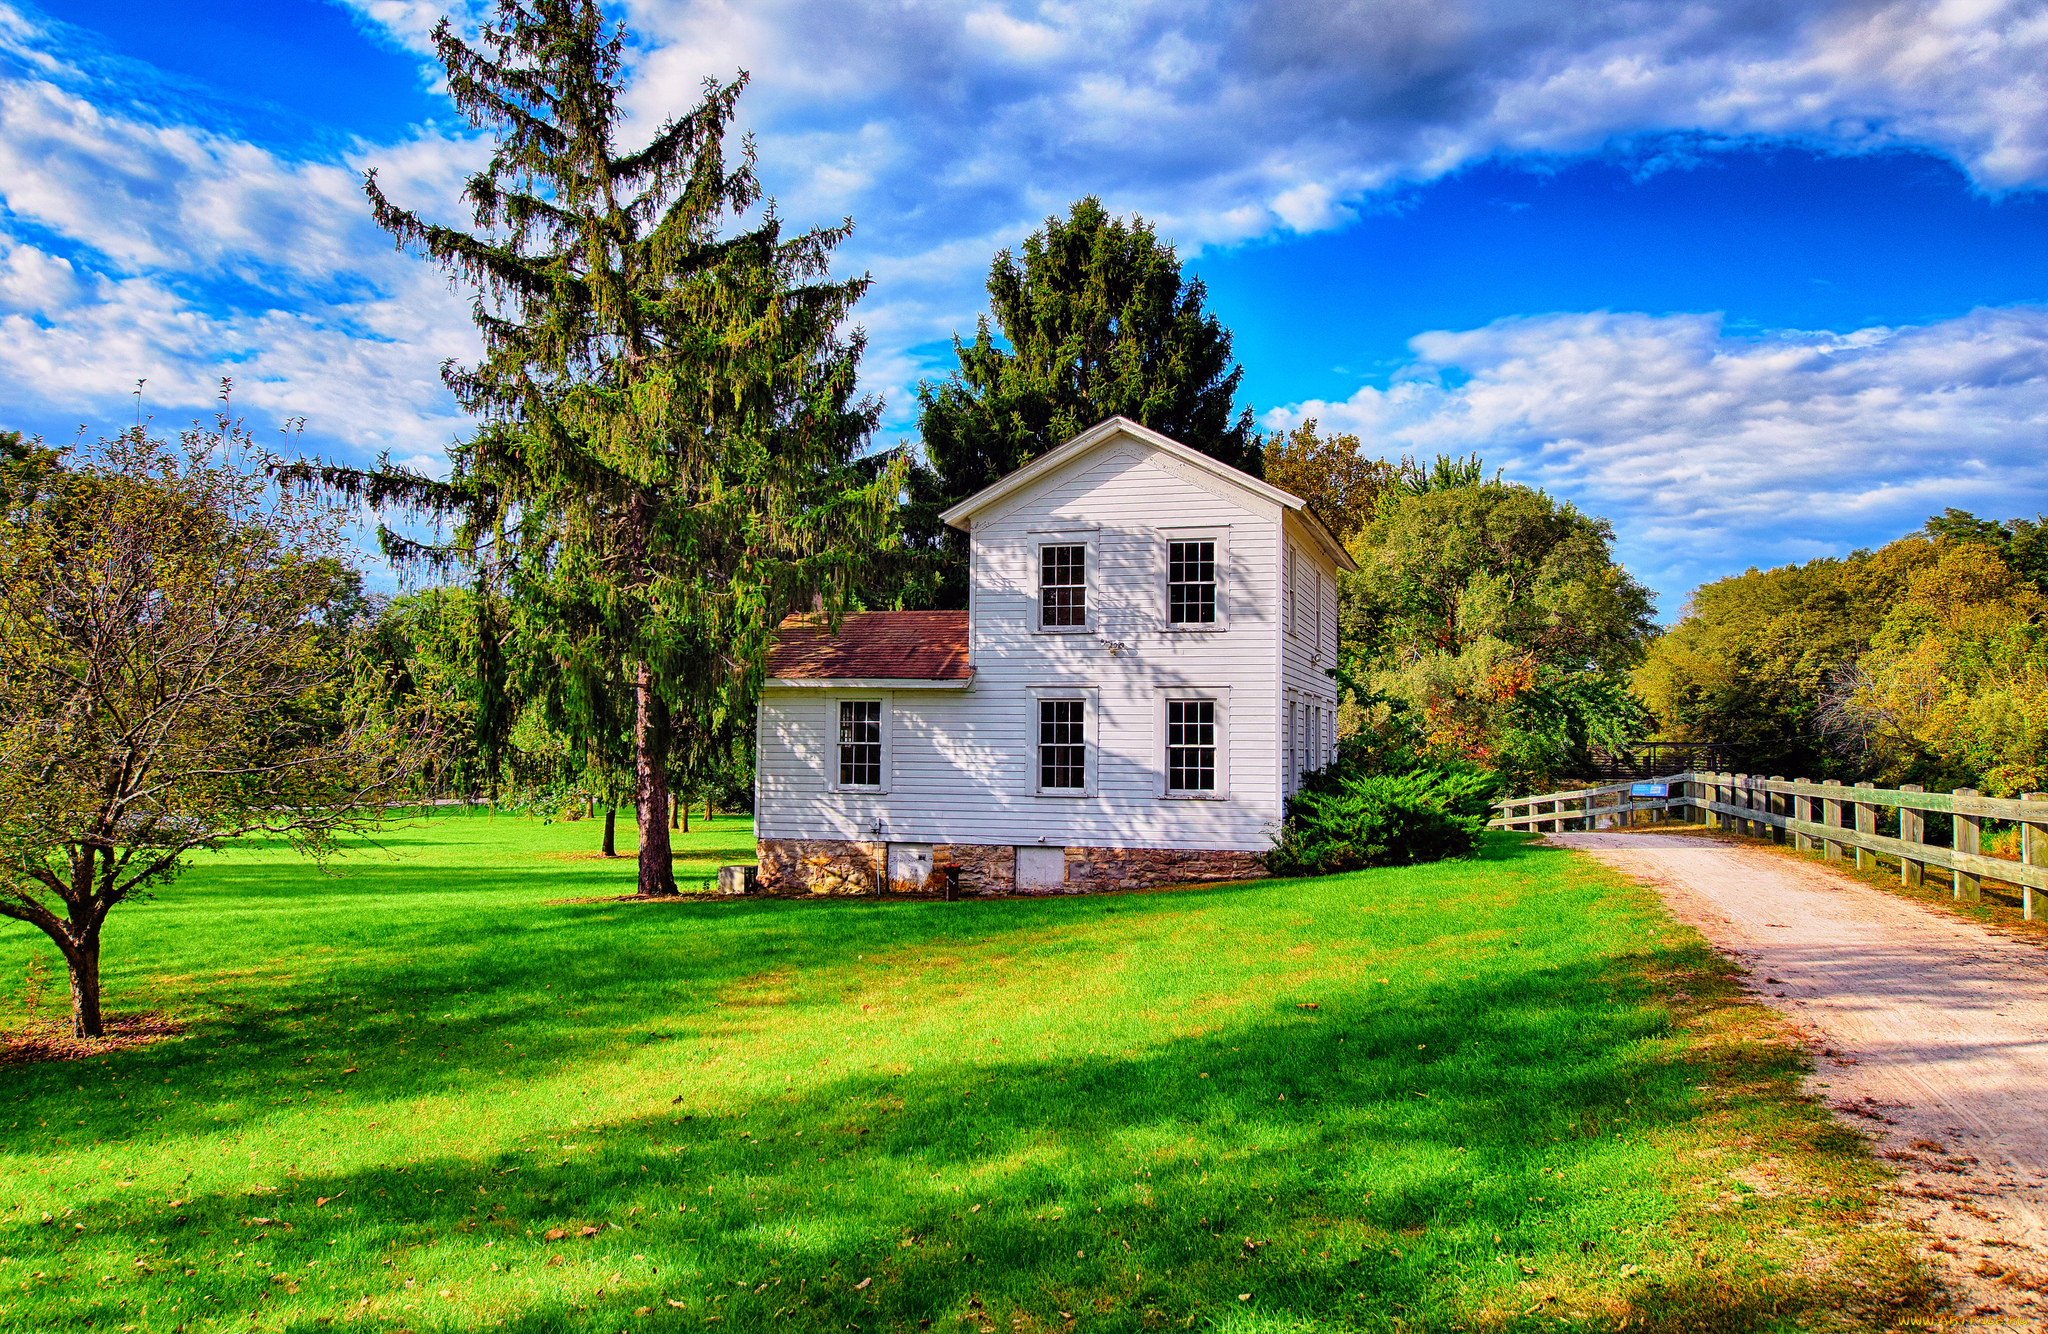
[
  {"left": 1311, "top": 569, "right": 1323, "bottom": 655},
  {"left": 1039, "top": 543, "right": 1087, "bottom": 629},
  {"left": 1038, "top": 699, "right": 1087, "bottom": 792},
  {"left": 1166, "top": 700, "right": 1217, "bottom": 793},
  {"left": 1283, "top": 546, "right": 1295, "bottom": 636},
  {"left": 1167, "top": 540, "right": 1217, "bottom": 625},
  {"left": 837, "top": 700, "right": 883, "bottom": 789},
  {"left": 1160, "top": 689, "right": 1227, "bottom": 798}
]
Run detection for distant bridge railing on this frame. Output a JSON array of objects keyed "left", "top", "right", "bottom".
[{"left": 1492, "top": 771, "right": 2047, "bottom": 922}]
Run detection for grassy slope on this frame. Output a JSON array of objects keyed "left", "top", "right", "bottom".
[{"left": 0, "top": 812, "right": 1936, "bottom": 1333}]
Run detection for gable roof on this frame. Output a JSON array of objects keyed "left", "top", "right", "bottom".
[
  {"left": 937, "top": 415, "right": 1357, "bottom": 573},
  {"left": 767, "top": 610, "right": 970, "bottom": 683}
]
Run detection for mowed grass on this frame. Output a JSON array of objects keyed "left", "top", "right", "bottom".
[{"left": 0, "top": 811, "right": 1937, "bottom": 1333}]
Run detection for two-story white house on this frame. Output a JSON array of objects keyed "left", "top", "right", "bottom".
[{"left": 754, "top": 415, "right": 1353, "bottom": 895}]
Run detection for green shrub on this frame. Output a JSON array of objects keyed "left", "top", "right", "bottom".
[{"left": 1266, "top": 760, "right": 1500, "bottom": 875}]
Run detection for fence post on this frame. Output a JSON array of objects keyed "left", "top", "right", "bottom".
[
  {"left": 1854, "top": 783, "right": 1877, "bottom": 871},
  {"left": 1767, "top": 776, "right": 1785, "bottom": 843},
  {"left": 1899, "top": 783, "right": 1924, "bottom": 887},
  {"left": 1719, "top": 770, "right": 1735, "bottom": 831},
  {"left": 1731, "top": 773, "right": 1748, "bottom": 835},
  {"left": 1792, "top": 779, "right": 1813, "bottom": 852},
  {"left": 1822, "top": 779, "right": 1844, "bottom": 860},
  {"left": 1954, "top": 788, "right": 1981, "bottom": 902},
  {"left": 2024, "top": 793, "right": 2045, "bottom": 922}
]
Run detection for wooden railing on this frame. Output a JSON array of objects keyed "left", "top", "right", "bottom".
[{"left": 1492, "top": 771, "right": 2046, "bottom": 922}]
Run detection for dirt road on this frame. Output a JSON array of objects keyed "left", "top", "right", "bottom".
[{"left": 1552, "top": 831, "right": 2048, "bottom": 1326}]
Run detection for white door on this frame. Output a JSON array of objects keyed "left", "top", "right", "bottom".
[
  {"left": 1015, "top": 845, "right": 1066, "bottom": 889},
  {"left": 887, "top": 843, "right": 933, "bottom": 893}
]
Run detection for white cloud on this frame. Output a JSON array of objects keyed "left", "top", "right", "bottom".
[
  {"left": 1265, "top": 306, "right": 2048, "bottom": 608},
  {"left": 0, "top": 4, "right": 488, "bottom": 456},
  {"left": 5, "top": 0, "right": 2048, "bottom": 497}
]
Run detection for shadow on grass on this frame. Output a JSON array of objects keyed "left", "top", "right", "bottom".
[{"left": 19, "top": 948, "right": 1907, "bottom": 1334}]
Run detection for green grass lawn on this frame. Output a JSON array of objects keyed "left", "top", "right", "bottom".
[{"left": 0, "top": 811, "right": 1936, "bottom": 1333}]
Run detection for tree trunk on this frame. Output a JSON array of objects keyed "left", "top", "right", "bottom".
[
  {"left": 66, "top": 935, "right": 103, "bottom": 1040},
  {"left": 705, "top": 796, "right": 712, "bottom": 823},
  {"left": 670, "top": 794, "right": 679, "bottom": 829},
  {"left": 633, "top": 663, "right": 677, "bottom": 896},
  {"left": 602, "top": 803, "right": 617, "bottom": 857},
  {"left": 680, "top": 799, "right": 688, "bottom": 833}
]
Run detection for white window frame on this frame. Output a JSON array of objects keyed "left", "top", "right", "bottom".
[
  {"left": 1311, "top": 567, "right": 1323, "bottom": 657},
  {"left": 1283, "top": 544, "right": 1295, "bottom": 637},
  {"left": 1032, "top": 532, "right": 1097, "bottom": 635},
  {"left": 1028, "top": 685, "right": 1098, "bottom": 797},
  {"left": 1156, "top": 687, "right": 1230, "bottom": 799},
  {"left": 1161, "top": 526, "right": 1230, "bottom": 633},
  {"left": 830, "top": 694, "right": 891, "bottom": 794}
]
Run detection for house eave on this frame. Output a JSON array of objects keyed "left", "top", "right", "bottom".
[{"left": 765, "top": 674, "right": 975, "bottom": 690}]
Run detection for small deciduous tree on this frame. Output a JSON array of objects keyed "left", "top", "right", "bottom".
[
  {"left": 0, "top": 423, "right": 422, "bottom": 1038},
  {"left": 1261, "top": 419, "right": 1396, "bottom": 547}
]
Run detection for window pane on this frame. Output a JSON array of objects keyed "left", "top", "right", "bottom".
[
  {"left": 1040, "top": 544, "right": 1086, "bottom": 627},
  {"left": 1039, "top": 699, "right": 1087, "bottom": 790},
  {"left": 1167, "top": 699, "right": 1217, "bottom": 792},
  {"left": 838, "top": 700, "right": 882, "bottom": 787},
  {"left": 1167, "top": 540, "right": 1217, "bottom": 624}
]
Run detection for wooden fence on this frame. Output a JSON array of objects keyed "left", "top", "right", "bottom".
[{"left": 1492, "top": 771, "right": 2045, "bottom": 921}]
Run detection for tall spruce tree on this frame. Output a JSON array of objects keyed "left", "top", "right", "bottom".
[
  {"left": 906, "top": 197, "right": 1257, "bottom": 607},
  {"left": 311, "top": 0, "right": 899, "bottom": 894}
]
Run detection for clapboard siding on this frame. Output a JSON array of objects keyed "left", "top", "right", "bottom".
[
  {"left": 1279, "top": 509, "right": 1344, "bottom": 795},
  {"left": 757, "top": 431, "right": 1321, "bottom": 854}
]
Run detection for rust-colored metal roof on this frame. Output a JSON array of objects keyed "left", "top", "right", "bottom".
[{"left": 767, "top": 610, "right": 970, "bottom": 681}]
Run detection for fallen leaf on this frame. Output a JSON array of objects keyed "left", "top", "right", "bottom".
[
  {"left": 1296, "top": 1002, "right": 1318, "bottom": 1010},
  {"left": 635, "top": 1307, "right": 652, "bottom": 1317},
  {"left": 316, "top": 1195, "right": 343, "bottom": 1207},
  {"left": 667, "top": 1299, "right": 687, "bottom": 1308},
  {"left": 545, "top": 1229, "right": 567, "bottom": 1241},
  {"left": 341, "top": 1067, "right": 358, "bottom": 1075},
  {"left": 248, "top": 1217, "right": 275, "bottom": 1226},
  {"left": 970, "top": 1204, "right": 981, "bottom": 1213},
  {"left": 854, "top": 1277, "right": 872, "bottom": 1290},
  {"left": 580, "top": 1226, "right": 599, "bottom": 1237},
  {"left": 1238, "top": 1294, "right": 1250, "bottom": 1301}
]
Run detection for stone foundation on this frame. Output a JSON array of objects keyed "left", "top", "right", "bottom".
[
  {"left": 931, "top": 843, "right": 1014, "bottom": 895},
  {"left": 756, "top": 838, "right": 885, "bottom": 895},
  {"left": 1064, "top": 845, "right": 1266, "bottom": 892},
  {"left": 756, "top": 838, "right": 1263, "bottom": 896}
]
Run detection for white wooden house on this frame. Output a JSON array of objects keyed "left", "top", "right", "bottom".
[{"left": 754, "top": 416, "right": 1353, "bottom": 894}]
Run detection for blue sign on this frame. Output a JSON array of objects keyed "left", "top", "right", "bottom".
[{"left": 1631, "top": 782, "right": 1669, "bottom": 797}]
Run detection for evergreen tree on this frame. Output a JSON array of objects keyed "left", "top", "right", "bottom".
[
  {"left": 298, "top": 0, "right": 900, "bottom": 894},
  {"left": 907, "top": 197, "right": 1257, "bottom": 607}
]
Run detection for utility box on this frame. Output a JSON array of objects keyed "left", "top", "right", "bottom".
[{"left": 717, "top": 865, "right": 758, "bottom": 896}]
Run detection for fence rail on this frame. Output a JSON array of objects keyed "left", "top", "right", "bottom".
[{"left": 1491, "top": 771, "right": 2046, "bottom": 921}]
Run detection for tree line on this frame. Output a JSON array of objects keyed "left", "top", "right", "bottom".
[{"left": 1636, "top": 509, "right": 2048, "bottom": 796}]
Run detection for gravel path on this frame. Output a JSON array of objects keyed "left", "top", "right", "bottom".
[{"left": 1551, "top": 831, "right": 2048, "bottom": 1327}]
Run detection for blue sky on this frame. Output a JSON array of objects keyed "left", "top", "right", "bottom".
[{"left": 3, "top": 0, "right": 2047, "bottom": 613}]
